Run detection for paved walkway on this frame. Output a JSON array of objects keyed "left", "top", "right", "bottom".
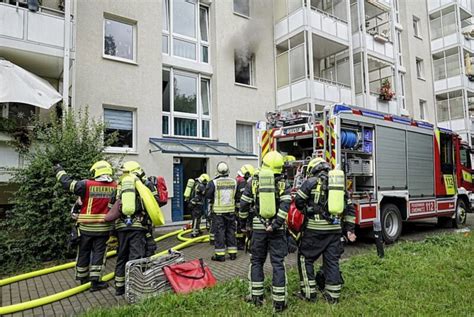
[{"left": 1, "top": 231, "right": 300, "bottom": 317}]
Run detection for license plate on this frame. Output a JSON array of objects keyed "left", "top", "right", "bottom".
[{"left": 283, "top": 126, "right": 304, "bottom": 135}]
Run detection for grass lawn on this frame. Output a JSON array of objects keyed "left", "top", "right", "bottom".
[{"left": 84, "top": 232, "right": 474, "bottom": 316}]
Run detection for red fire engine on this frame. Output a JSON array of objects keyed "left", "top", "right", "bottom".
[{"left": 267, "top": 104, "right": 472, "bottom": 242}]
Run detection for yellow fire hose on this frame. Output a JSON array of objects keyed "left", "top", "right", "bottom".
[
  {"left": 177, "top": 228, "right": 210, "bottom": 243},
  {"left": 0, "top": 232, "right": 209, "bottom": 315},
  {"left": 0, "top": 229, "right": 184, "bottom": 287}
]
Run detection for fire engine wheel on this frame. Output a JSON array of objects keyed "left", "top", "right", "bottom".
[
  {"left": 453, "top": 200, "right": 467, "bottom": 229},
  {"left": 381, "top": 203, "right": 402, "bottom": 244}
]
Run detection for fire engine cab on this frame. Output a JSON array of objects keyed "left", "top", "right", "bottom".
[{"left": 268, "top": 104, "right": 472, "bottom": 242}]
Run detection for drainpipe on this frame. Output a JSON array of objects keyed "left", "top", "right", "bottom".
[{"left": 62, "top": 0, "right": 71, "bottom": 111}]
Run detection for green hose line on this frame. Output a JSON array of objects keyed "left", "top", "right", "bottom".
[
  {"left": 177, "top": 228, "right": 210, "bottom": 243},
  {"left": 0, "top": 229, "right": 183, "bottom": 287},
  {"left": 0, "top": 230, "right": 208, "bottom": 315}
]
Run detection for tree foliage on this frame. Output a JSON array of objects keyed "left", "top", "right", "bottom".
[{"left": 0, "top": 108, "right": 118, "bottom": 272}]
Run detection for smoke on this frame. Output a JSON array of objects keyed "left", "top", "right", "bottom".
[{"left": 229, "top": 0, "right": 271, "bottom": 74}]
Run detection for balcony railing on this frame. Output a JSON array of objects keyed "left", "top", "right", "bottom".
[
  {"left": 0, "top": 2, "right": 72, "bottom": 55},
  {"left": 428, "top": 0, "right": 472, "bottom": 13}
]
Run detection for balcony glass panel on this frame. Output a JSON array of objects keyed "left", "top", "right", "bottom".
[
  {"left": 446, "top": 53, "right": 460, "bottom": 78},
  {"left": 437, "top": 98, "right": 449, "bottom": 122},
  {"left": 277, "top": 52, "right": 290, "bottom": 88},
  {"left": 290, "top": 45, "right": 305, "bottom": 82}
]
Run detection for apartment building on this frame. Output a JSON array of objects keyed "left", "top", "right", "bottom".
[
  {"left": 427, "top": 0, "right": 474, "bottom": 145},
  {"left": 1, "top": 0, "right": 461, "bottom": 222}
]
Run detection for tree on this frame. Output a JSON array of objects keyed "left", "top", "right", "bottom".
[{"left": 0, "top": 107, "right": 118, "bottom": 271}]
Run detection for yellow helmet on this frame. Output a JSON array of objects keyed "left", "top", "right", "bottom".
[
  {"left": 121, "top": 161, "right": 144, "bottom": 177},
  {"left": 283, "top": 155, "right": 296, "bottom": 163},
  {"left": 262, "top": 151, "right": 284, "bottom": 174},
  {"left": 90, "top": 160, "right": 113, "bottom": 178},
  {"left": 239, "top": 164, "right": 255, "bottom": 178},
  {"left": 216, "top": 161, "right": 229, "bottom": 176},
  {"left": 198, "top": 173, "right": 210, "bottom": 183},
  {"left": 307, "top": 157, "right": 330, "bottom": 175}
]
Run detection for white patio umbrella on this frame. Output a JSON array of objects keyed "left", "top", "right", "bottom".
[{"left": 0, "top": 59, "right": 62, "bottom": 109}]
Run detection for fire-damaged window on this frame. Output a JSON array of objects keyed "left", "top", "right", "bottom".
[{"left": 235, "top": 51, "right": 255, "bottom": 86}]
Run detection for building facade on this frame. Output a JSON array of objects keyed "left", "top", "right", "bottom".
[{"left": 0, "top": 0, "right": 466, "bottom": 222}]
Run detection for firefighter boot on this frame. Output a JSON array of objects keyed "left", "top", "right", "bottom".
[
  {"left": 229, "top": 253, "right": 237, "bottom": 261},
  {"left": 315, "top": 268, "right": 325, "bottom": 292},
  {"left": 245, "top": 295, "right": 264, "bottom": 307},
  {"left": 273, "top": 302, "right": 287, "bottom": 313},
  {"left": 115, "top": 286, "right": 125, "bottom": 296},
  {"left": 90, "top": 280, "right": 108, "bottom": 292},
  {"left": 294, "top": 291, "right": 317, "bottom": 303},
  {"left": 211, "top": 255, "right": 225, "bottom": 262},
  {"left": 323, "top": 292, "right": 339, "bottom": 304}
]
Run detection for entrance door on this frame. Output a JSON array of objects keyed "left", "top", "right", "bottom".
[{"left": 171, "top": 157, "right": 208, "bottom": 222}]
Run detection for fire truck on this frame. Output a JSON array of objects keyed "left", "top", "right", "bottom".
[{"left": 267, "top": 104, "right": 472, "bottom": 242}]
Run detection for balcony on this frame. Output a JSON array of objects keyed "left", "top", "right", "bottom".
[
  {"left": 428, "top": 0, "right": 472, "bottom": 13},
  {"left": 431, "top": 32, "right": 459, "bottom": 52},
  {"left": 434, "top": 74, "right": 463, "bottom": 92},
  {"left": 355, "top": 93, "right": 398, "bottom": 114},
  {"left": 0, "top": 2, "right": 73, "bottom": 78},
  {"left": 274, "top": 6, "right": 349, "bottom": 45},
  {"left": 276, "top": 77, "right": 352, "bottom": 107}
]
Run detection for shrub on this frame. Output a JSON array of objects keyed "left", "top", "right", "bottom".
[{"left": 0, "top": 107, "right": 118, "bottom": 274}]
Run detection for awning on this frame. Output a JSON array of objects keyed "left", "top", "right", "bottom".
[
  {"left": 0, "top": 59, "right": 62, "bottom": 109},
  {"left": 149, "top": 138, "right": 257, "bottom": 157}
]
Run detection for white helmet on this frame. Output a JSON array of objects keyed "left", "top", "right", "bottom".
[{"left": 216, "top": 161, "right": 229, "bottom": 176}]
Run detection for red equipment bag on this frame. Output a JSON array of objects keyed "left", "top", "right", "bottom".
[
  {"left": 155, "top": 176, "right": 169, "bottom": 207},
  {"left": 287, "top": 200, "right": 305, "bottom": 238},
  {"left": 163, "top": 258, "right": 216, "bottom": 294}
]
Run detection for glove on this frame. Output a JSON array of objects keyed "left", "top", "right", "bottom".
[{"left": 53, "top": 164, "right": 63, "bottom": 175}]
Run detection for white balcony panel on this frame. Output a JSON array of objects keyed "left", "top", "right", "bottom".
[
  {"left": 444, "top": 33, "right": 457, "bottom": 47},
  {"left": 460, "top": 0, "right": 471, "bottom": 11},
  {"left": 434, "top": 79, "right": 447, "bottom": 92},
  {"left": 277, "top": 86, "right": 291, "bottom": 106},
  {"left": 291, "top": 80, "right": 307, "bottom": 101},
  {"left": 352, "top": 33, "right": 360, "bottom": 49},
  {"left": 355, "top": 94, "right": 364, "bottom": 107},
  {"left": 438, "top": 121, "right": 450, "bottom": 128},
  {"left": 325, "top": 84, "right": 338, "bottom": 102},
  {"left": 388, "top": 100, "right": 398, "bottom": 114},
  {"left": 337, "top": 22, "right": 348, "bottom": 40},
  {"left": 451, "top": 118, "right": 466, "bottom": 131},
  {"left": 374, "top": 41, "right": 385, "bottom": 55},
  {"left": 314, "top": 81, "right": 325, "bottom": 100},
  {"left": 366, "top": 34, "right": 374, "bottom": 51},
  {"left": 310, "top": 11, "right": 322, "bottom": 29},
  {"left": 431, "top": 38, "right": 443, "bottom": 51},
  {"left": 447, "top": 75, "right": 462, "bottom": 89},
  {"left": 275, "top": 19, "right": 288, "bottom": 39},
  {"left": 364, "top": 33, "right": 394, "bottom": 60},
  {"left": 466, "top": 78, "right": 474, "bottom": 90},
  {"left": 378, "top": 100, "right": 389, "bottom": 113},
  {"left": 288, "top": 9, "right": 304, "bottom": 33},
  {"left": 322, "top": 16, "right": 337, "bottom": 36},
  {"left": 386, "top": 43, "right": 393, "bottom": 58},
  {"left": 0, "top": 5, "right": 24, "bottom": 38},
  {"left": 27, "top": 12, "right": 64, "bottom": 47},
  {"left": 340, "top": 88, "right": 352, "bottom": 104},
  {"left": 368, "top": 95, "right": 377, "bottom": 110},
  {"left": 0, "top": 142, "right": 20, "bottom": 183}
]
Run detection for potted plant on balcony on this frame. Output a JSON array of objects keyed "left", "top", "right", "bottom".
[{"left": 379, "top": 78, "right": 394, "bottom": 101}]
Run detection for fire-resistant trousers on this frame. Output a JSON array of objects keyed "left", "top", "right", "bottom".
[
  {"left": 249, "top": 230, "right": 288, "bottom": 307},
  {"left": 213, "top": 213, "right": 237, "bottom": 256},
  {"left": 191, "top": 204, "right": 204, "bottom": 235},
  {"left": 114, "top": 230, "right": 146, "bottom": 289},
  {"left": 75, "top": 232, "right": 108, "bottom": 282},
  {"left": 298, "top": 230, "right": 343, "bottom": 300},
  {"left": 235, "top": 209, "right": 246, "bottom": 250}
]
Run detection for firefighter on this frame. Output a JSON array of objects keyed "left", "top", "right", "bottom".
[
  {"left": 190, "top": 173, "right": 210, "bottom": 238},
  {"left": 206, "top": 162, "right": 238, "bottom": 261},
  {"left": 112, "top": 161, "right": 160, "bottom": 296},
  {"left": 235, "top": 164, "right": 255, "bottom": 250},
  {"left": 295, "top": 157, "right": 356, "bottom": 304},
  {"left": 54, "top": 161, "right": 116, "bottom": 291},
  {"left": 240, "top": 151, "right": 292, "bottom": 312}
]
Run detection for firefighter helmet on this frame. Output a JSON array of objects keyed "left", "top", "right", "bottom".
[
  {"left": 198, "top": 173, "right": 210, "bottom": 183},
  {"left": 262, "top": 151, "right": 284, "bottom": 174},
  {"left": 216, "top": 162, "right": 229, "bottom": 176},
  {"left": 238, "top": 164, "right": 255, "bottom": 178},
  {"left": 90, "top": 160, "right": 113, "bottom": 178},
  {"left": 307, "top": 157, "right": 330, "bottom": 175},
  {"left": 121, "top": 161, "right": 144, "bottom": 177}
]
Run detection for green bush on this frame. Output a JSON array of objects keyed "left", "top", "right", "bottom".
[{"left": 0, "top": 108, "right": 117, "bottom": 275}]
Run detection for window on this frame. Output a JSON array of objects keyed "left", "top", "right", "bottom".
[
  {"left": 162, "top": 0, "right": 209, "bottom": 63},
  {"left": 104, "top": 17, "right": 136, "bottom": 62},
  {"left": 1, "top": 103, "right": 36, "bottom": 126},
  {"left": 413, "top": 16, "right": 421, "bottom": 38},
  {"left": 419, "top": 100, "right": 426, "bottom": 120},
  {"left": 235, "top": 51, "right": 254, "bottom": 86},
  {"left": 416, "top": 58, "right": 424, "bottom": 79},
  {"left": 234, "top": 0, "right": 249, "bottom": 17},
  {"left": 162, "top": 68, "right": 211, "bottom": 138},
  {"left": 460, "top": 147, "right": 471, "bottom": 168},
  {"left": 236, "top": 124, "right": 254, "bottom": 153},
  {"left": 104, "top": 108, "right": 134, "bottom": 149}
]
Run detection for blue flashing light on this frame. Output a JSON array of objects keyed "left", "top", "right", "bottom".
[
  {"left": 333, "top": 104, "right": 352, "bottom": 114},
  {"left": 360, "top": 110, "right": 385, "bottom": 119}
]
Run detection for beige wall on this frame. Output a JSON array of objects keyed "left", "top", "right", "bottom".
[{"left": 399, "top": 0, "right": 435, "bottom": 122}]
